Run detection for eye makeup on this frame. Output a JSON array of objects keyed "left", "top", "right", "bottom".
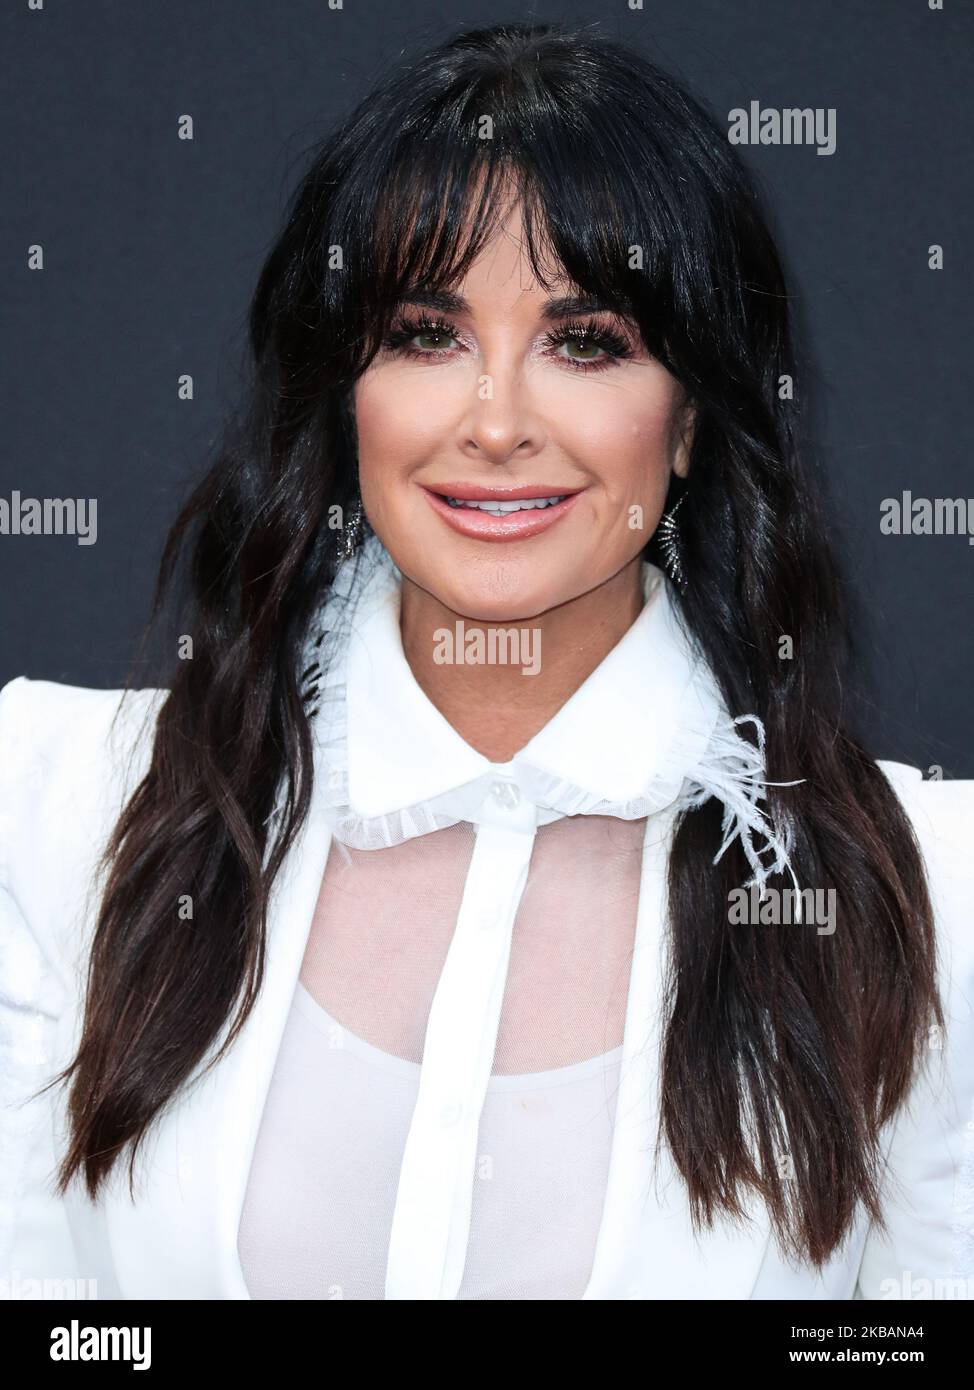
[{"left": 380, "top": 309, "right": 637, "bottom": 374}]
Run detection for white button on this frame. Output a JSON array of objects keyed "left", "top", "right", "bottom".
[
  {"left": 490, "top": 780, "right": 521, "bottom": 809},
  {"left": 440, "top": 1100, "right": 464, "bottom": 1126}
]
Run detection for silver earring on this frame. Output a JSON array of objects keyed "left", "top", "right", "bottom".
[
  {"left": 337, "top": 493, "right": 365, "bottom": 564},
  {"left": 658, "top": 492, "right": 687, "bottom": 591}
]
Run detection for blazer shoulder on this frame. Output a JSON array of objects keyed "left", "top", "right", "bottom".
[
  {"left": 874, "top": 756, "right": 974, "bottom": 1105},
  {"left": 875, "top": 756, "right": 974, "bottom": 944},
  {"left": 0, "top": 675, "right": 168, "bottom": 890},
  {"left": 875, "top": 757, "right": 974, "bottom": 864},
  {"left": 876, "top": 754, "right": 974, "bottom": 1095},
  {"left": 0, "top": 671, "right": 167, "bottom": 788},
  {"left": 0, "top": 672, "right": 167, "bottom": 746}
]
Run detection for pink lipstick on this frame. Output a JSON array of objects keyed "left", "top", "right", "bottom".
[{"left": 420, "top": 483, "right": 586, "bottom": 542}]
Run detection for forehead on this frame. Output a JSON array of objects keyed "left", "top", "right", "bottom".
[{"left": 456, "top": 239, "right": 566, "bottom": 311}]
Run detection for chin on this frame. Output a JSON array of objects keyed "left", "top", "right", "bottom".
[{"left": 411, "top": 556, "right": 574, "bottom": 624}]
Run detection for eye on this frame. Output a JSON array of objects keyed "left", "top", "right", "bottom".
[
  {"left": 382, "top": 312, "right": 462, "bottom": 359},
  {"left": 543, "top": 319, "right": 635, "bottom": 373},
  {"left": 380, "top": 311, "right": 636, "bottom": 373}
]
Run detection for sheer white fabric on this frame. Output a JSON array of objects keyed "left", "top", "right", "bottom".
[{"left": 237, "top": 814, "right": 644, "bottom": 1299}]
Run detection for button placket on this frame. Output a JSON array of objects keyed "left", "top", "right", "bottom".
[
  {"left": 439, "top": 1101, "right": 464, "bottom": 1127},
  {"left": 384, "top": 814, "right": 539, "bottom": 1299}
]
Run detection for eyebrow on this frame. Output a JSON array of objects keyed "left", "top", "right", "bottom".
[{"left": 396, "top": 289, "right": 628, "bottom": 321}]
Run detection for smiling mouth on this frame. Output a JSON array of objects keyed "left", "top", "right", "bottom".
[
  {"left": 443, "top": 494, "right": 567, "bottom": 513},
  {"left": 420, "top": 484, "right": 586, "bottom": 541},
  {"left": 425, "top": 482, "right": 585, "bottom": 509}
]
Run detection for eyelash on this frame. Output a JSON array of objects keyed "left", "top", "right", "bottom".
[{"left": 381, "top": 312, "right": 635, "bottom": 373}]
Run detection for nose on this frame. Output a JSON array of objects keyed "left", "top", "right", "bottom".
[{"left": 457, "top": 348, "right": 547, "bottom": 465}]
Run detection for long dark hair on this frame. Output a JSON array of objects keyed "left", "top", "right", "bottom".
[{"left": 46, "top": 20, "right": 940, "bottom": 1269}]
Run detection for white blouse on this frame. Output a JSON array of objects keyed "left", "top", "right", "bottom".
[{"left": 233, "top": 534, "right": 802, "bottom": 1299}]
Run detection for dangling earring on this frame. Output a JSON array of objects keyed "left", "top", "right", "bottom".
[
  {"left": 336, "top": 491, "right": 365, "bottom": 565},
  {"left": 658, "top": 492, "right": 687, "bottom": 591}
]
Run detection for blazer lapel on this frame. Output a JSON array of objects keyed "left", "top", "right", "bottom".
[
  {"left": 582, "top": 810, "right": 773, "bottom": 1299},
  {"left": 171, "top": 788, "right": 337, "bottom": 1298}
]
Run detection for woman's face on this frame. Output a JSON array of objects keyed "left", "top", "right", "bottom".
[{"left": 353, "top": 201, "right": 692, "bottom": 622}]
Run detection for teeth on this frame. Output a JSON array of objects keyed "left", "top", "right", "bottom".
[{"left": 444, "top": 495, "right": 566, "bottom": 512}]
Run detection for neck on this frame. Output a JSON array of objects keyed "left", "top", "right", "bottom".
[{"left": 398, "top": 557, "right": 646, "bottom": 763}]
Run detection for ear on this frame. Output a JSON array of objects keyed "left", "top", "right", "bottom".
[{"left": 671, "top": 400, "right": 695, "bottom": 480}]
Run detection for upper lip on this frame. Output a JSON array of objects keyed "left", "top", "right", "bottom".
[{"left": 423, "top": 482, "right": 585, "bottom": 501}]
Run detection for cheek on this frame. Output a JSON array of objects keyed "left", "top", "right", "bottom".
[
  {"left": 354, "top": 370, "right": 451, "bottom": 473},
  {"left": 550, "top": 383, "right": 682, "bottom": 492}
]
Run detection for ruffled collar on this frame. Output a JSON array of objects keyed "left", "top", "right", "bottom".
[{"left": 298, "top": 533, "right": 799, "bottom": 893}]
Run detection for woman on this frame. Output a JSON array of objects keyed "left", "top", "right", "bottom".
[{"left": 2, "top": 21, "right": 972, "bottom": 1301}]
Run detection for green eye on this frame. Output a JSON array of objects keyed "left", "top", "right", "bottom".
[
  {"left": 563, "top": 337, "right": 605, "bottom": 360},
  {"left": 544, "top": 318, "right": 634, "bottom": 371},
  {"left": 414, "top": 330, "right": 456, "bottom": 351}
]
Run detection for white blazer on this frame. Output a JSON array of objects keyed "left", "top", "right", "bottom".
[{"left": 1, "top": 673, "right": 973, "bottom": 1301}]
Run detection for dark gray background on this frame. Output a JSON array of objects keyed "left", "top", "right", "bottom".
[{"left": 2, "top": 0, "right": 971, "bottom": 774}]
